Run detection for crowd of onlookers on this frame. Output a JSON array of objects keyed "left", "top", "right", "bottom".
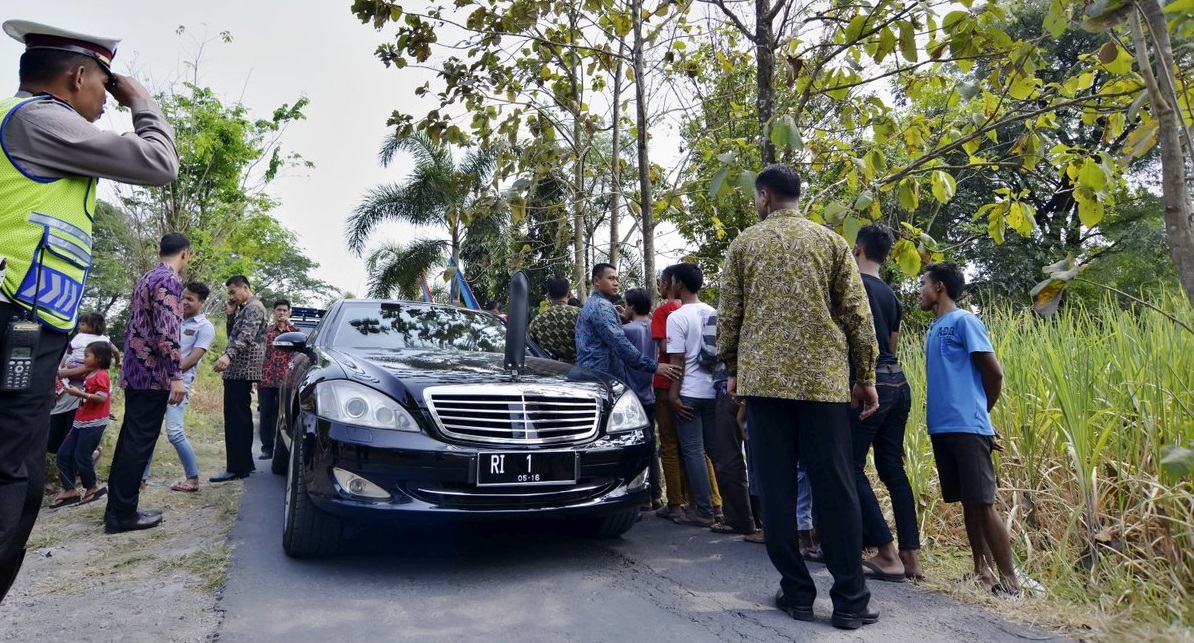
[{"left": 530, "top": 164, "right": 1022, "bottom": 630}]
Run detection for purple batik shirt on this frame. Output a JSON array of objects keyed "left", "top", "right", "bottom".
[{"left": 121, "top": 262, "right": 184, "bottom": 390}]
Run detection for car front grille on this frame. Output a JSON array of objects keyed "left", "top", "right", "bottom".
[
  {"left": 422, "top": 385, "right": 601, "bottom": 446},
  {"left": 404, "top": 480, "right": 618, "bottom": 510}
]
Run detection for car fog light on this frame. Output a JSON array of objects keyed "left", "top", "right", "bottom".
[
  {"left": 332, "top": 468, "right": 391, "bottom": 499},
  {"left": 629, "top": 467, "right": 649, "bottom": 491}
]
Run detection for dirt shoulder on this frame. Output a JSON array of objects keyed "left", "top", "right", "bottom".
[{"left": 0, "top": 387, "right": 242, "bottom": 643}]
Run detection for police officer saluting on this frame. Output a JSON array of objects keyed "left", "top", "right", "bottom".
[{"left": 0, "top": 20, "right": 178, "bottom": 602}]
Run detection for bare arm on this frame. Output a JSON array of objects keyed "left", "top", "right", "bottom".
[
  {"left": 972, "top": 352, "right": 1004, "bottom": 411},
  {"left": 179, "top": 347, "right": 208, "bottom": 372}
]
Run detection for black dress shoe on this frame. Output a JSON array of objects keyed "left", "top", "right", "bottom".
[
  {"left": 104, "top": 510, "right": 163, "bottom": 534},
  {"left": 257, "top": 451, "right": 273, "bottom": 460},
  {"left": 831, "top": 608, "right": 880, "bottom": 630},
  {"left": 209, "top": 471, "right": 250, "bottom": 483},
  {"left": 775, "top": 590, "right": 814, "bottom": 622}
]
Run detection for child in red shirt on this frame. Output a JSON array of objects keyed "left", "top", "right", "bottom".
[{"left": 49, "top": 342, "right": 114, "bottom": 508}]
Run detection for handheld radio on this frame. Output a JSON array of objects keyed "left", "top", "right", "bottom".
[{"left": 1, "top": 319, "right": 39, "bottom": 391}]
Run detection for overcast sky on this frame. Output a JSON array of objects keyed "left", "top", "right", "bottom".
[{"left": 1, "top": 0, "right": 697, "bottom": 300}]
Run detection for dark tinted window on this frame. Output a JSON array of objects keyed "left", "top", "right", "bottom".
[{"left": 330, "top": 303, "right": 506, "bottom": 353}]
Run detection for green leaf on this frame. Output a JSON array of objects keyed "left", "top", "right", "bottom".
[
  {"left": 898, "top": 21, "right": 917, "bottom": 63},
  {"left": 931, "top": 171, "right": 957, "bottom": 203},
  {"left": 716, "top": 151, "right": 737, "bottom": 164},
  {"left": 893, "top": 239, "right": 921, "bottom": 276},
  {"left": 710, "top": 166, "right": 730, "bottom": 199},
  {"left": 897, "top": 179, "right": 919, "bottom": 212},
  {"left": 1078, "top": 157, "right": 1108, "bottom": 192},
  {"left": 1078, "top": 198, "right": 1105, "bottom": 227},
  {"left": 1007, "top": 201, "right": 1036, "bottom": 236},
  {"left": 737, "top": 170, "right": 758, "bottom": 194},
  {"left": 1043, "top": 0, "right": 1068, "bottom": 38},
  {"left": 1164, "top": 0, "right": 1194, "bottom": 12},
  {"left": 843, "top": 215, "right": 863, "bottom": 245},
  {"left": 853, "top": 190, "right": 874, "bottom": 210},
  {"left": 1160, "top": 445, "right": 1194, "bottom": 481},
  {"left": 823, "top": 201, "right": 850, "bottom": 224},
  {"left": 769, "top": 119, "right": 790, "bottom": 147},
  {"left": 987, "top": 203, "right": 1007, "bottom": 244}
]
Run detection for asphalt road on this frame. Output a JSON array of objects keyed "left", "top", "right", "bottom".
[{"left": 215, "top": 468, "right": 1068, "bottom": 642}]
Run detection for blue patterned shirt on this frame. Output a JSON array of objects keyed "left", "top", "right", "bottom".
[{"left": 575, "top": 295, "right": 657, "bottom": 386}]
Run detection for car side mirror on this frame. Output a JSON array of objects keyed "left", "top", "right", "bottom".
[{"left": 273, "top": 331, "right": 309, "bottom": 352}]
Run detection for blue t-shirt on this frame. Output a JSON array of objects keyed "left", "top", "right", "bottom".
[
  {"left": 622, "top": 319, "right": 656, "bottom": 405},
  {"left": 924, "top": 309, "right": 995, "bottom": 436}
]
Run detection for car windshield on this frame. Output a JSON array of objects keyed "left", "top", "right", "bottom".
[{"left": 329, "top": 302, "right": 506, "bottom": 353}]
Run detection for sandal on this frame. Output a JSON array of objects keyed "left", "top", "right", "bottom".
[
  {"left": 171, "top": 482, "right": 200, "bottom": 493},
  {"left": 991, "top": 582, "right": 1023, "bottom": 598},
  {"left": 742, "top": 530, "right": 766, "bottom": 544},
  {"left": 673, "top": 510, "right": 715, "bottom": 527},
  {"left": 710, "top": 522, "right": 756, "bottom": 535},
  {"left": 861, "top": 559, "right": 907, "bottom": 583},
  {"left": 49, "top": 495, "right": 80, "bottom": 509},
  {"left": 801, "top": 545, "right": 824, "bottom": 563},
  {"left": 79, "top": 486, "right": 107, "bottom": 504}
]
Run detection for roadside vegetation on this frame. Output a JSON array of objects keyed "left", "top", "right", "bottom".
[{"left": 896, "top": 292, "right": 1194, "bottom": 640}]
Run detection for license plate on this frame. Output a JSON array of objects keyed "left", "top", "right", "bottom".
[{"left": 476, "top": 451, "right": 578, "bottom": 486}]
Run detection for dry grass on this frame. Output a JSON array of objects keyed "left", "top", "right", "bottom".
[{"left": 877, "top": 292, "right": 1194, "bottom": 640}]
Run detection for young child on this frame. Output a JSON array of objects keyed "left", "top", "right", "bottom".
[
  {"left": 917, "top": 262, "right": 1020, "bottom": 595},
  {"left": 49, "top": 342, "right": 114, "bottom": 508}
]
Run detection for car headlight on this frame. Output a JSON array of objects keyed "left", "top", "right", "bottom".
[
  {"left": 314, "top": 380, "right": 419, "bottom": 432},
  {"left": 607, "top": 392, "right": 649, "bottom": 433}
]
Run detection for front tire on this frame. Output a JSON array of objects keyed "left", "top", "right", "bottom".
[
  {"left": 585, "top": 508, "right": 639, "bottom": 539},
  {"left": 282, "top": 431, "right": 341, "bottom": 557}
]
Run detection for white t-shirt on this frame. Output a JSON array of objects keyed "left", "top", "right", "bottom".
[
  {"left": 66, "top": 332, "right": 111, "bottom": 369},
  {"left": 666, "top": 302, "right": 717, "bottom": 400}
]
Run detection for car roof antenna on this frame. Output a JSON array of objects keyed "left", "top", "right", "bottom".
[{"left": 504, "top": 271, "right": 529, "bottom": 380}]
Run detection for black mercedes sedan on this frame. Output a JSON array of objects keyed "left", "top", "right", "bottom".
[{"left": 271, "top": 297, "right": 653, "bottom": 556}]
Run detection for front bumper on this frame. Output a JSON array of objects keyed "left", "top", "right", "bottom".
[{"left": 299, "top": 412, "right": 652, "bottom": 522}]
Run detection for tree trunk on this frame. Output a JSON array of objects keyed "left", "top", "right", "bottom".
[
  {"left": 633, "top": 0, "right": 657, "bottom": 301},
  {"left": 609, "top": 56, "right": 624, "bottom": 271},
  {"left": 1136, "top": 1, "right": 1194, "bottom": 306},
  {"left": 572, "top": 111, "right": 588, "bottom": 303},
  {"left": 756, "top": 0, "right": 777, "bottom": 165}
]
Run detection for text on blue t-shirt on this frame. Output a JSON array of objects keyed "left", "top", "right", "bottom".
[{"left": 924, "top": 308, "right": 995, "bottom": 436}]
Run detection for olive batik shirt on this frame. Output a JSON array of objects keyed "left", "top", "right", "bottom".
[{"left": 716, "top": 208, "right": 878, "bottom": 403}]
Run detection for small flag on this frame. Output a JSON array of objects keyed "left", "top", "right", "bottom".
[
  {"left": 418, "top": 272, "right": 434, "bottom": 303},
  {"left": 449, "top": 257, "right": 480, "bottom": 310}
]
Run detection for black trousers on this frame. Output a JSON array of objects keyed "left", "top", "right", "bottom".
[
  {"left": 642, "top": 402, "right": 661, "bottom": 501},
  {"left": 104, "top": 389, "right": 169, "bottom": 521},
  {"left": 745, "top": 396, "right": 870, "bottom": 615},
  {"left": 224, "top": 380, "right": 256, "bottom": 475},
  {"left": 0, "top": 303, "right": 69, "bottom": 602},
  {"left": 712, "top": 390, "right": 754, "bottom": 531},
  {"left": 852, "top": 370, "right": 920, "bottom": 550},
  {"left": 258, "top": 387, "right": 279, "bottom": 454},
  {"left": 46, "top": 409, "right": 75, "bottom": 455}
]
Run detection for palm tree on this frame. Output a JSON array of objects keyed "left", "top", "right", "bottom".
[{"left": 345, "top": 133, "right": 498, "bottom": 300}]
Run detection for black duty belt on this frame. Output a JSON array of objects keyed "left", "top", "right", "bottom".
[{"left": 875, "top": 363, "right": 903, "bottom": 374}]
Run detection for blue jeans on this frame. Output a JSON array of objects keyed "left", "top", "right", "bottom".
[
  {"left": 57, "top": 422, "right": 107, "bottom": 489},
  {"left": 673, "top": 396, "right": 718, "bottom": 517},
  {"left": 143, "top": 392, "right": 199, "bottom": 480},
  {"left": 797, "top": 463, "right": 813, "bottom": 531}
]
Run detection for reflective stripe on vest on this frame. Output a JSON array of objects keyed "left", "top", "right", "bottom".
[{"left": 0, "top": 95, "right": 96, "bottom": 331}]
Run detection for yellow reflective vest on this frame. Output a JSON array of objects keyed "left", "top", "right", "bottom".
[{"left": 0, "top": 95, "right": 96, "bottom": 331}]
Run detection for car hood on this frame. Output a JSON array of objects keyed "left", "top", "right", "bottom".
[{"left": 324, "top": 348, "right": 620, "bottom": 408}]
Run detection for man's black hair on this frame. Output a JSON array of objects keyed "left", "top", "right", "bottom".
[
  {"left": 225, "top": 275, "right": 251, "bottom": 289},
  {"left": 547, "top": 277, "right": 570, "bottom": 300},
  {"left": 922, "top": 262, "right": 965, "bottom": 301},
  {"left": 671, "top": 262, "right": 704, "bottom": 295},
  {"left": 184, "top": 282, "right": 211, "bottom": 301},
  {"left": 624, "top": 288, "right": 651, "bottom": 316},
  {"left": 484, "top": 300, "right": 502, "bottom": 312},
  {"left": 754, "top": 164, "right": 802, "bottom": 200},
  {"left": 591, "top": 263, "right": 616, "bottom": 280},
  {"left": 78, "top": 311, "right": 106, "bottom": 336},
  {"left": 85, "top": 341, "right": 114, "bottom": 370},
  {"left": 567, "top": 297, "right": 581, "bottom": 307},
  {"left": 660, "top": 264, "right": 677, "bottom": 283},
  {"left": 160, "top": 232, "right": 191, "bottom": 257},
  {"left": 857, "top": 223, "right": 895, "bottom": 263},
  {"left": 18, "top": 49, "right": 99, "bottom": 85},
  {"left": 273, "top": 299, "right": 291, "bottom": 310}
]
